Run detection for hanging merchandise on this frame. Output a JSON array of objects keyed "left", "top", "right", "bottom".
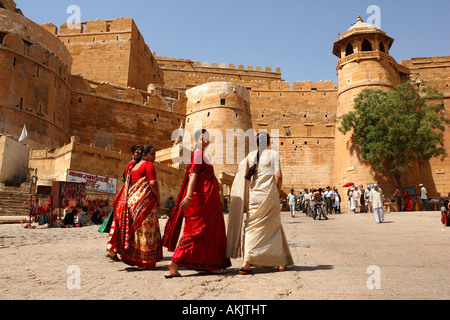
[
  {"left": 24, "top": 197, "right": 52, "bottom": 226},
  {"left": 51, "top": 181, "right": 86, "bottom": 209}
]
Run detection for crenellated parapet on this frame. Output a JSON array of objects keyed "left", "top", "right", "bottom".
[{"left": 157, "top": 56, "right": 281, "bottom": 74}]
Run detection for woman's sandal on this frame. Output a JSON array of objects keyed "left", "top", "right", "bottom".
[
  {"left": 164, "top": 273, "right": 182, "bottom": 279},
  {"left": 105, "top": 253, "right": 120, "bottom": 262},
  {"left": 239, "top": 268, "right": 253, "bottom": 275}
]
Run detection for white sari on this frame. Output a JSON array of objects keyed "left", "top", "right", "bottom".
[{"left": 226, "top": 150, "right": 294, "bottom": 267}]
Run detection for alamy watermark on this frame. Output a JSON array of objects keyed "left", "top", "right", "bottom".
[
  {"left": 367, "top": 5, "right": 381, "bottom": 29},
  {"left": 171, "top": 121, "right": 280, "bottom": 166},
  {"left": 66, "top": 5, "right": 81, "bottom": 29},
  {"left": 366, "top": 265, "right": 381, "bottom": 290},
  {"left": 67, "top": 265, "right": 81, "bottom": 290}
]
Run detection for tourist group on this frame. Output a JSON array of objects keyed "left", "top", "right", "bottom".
[{"left": 103, "top": 130, "right": 294, "bottom": 277}]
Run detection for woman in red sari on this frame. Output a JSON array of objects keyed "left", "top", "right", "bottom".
[
  {"left": 163, "top": 129, "right": 231, "bottom": 277},
  {"left": 106, "top": 146, "right": 162, "bottom": 269},
  {"left": 403, "top": 190, "right": 413, "bottom": 211}
]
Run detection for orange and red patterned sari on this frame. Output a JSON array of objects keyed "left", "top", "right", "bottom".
[{"left": 107, "top": 162, "right": 162, "bottom": 268}]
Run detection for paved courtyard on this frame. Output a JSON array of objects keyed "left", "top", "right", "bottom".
[{"left": 0, "top": 210, "right": 448, "bottom": 301}]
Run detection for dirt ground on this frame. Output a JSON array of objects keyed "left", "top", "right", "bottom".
[{"left": 0, "top": 210, "right": 448, "bottom": 301}]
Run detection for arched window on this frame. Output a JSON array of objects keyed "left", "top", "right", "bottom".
[
  {"left": 379, "top": 42, "right": 385, "bottom": 53},
  {"left": 345, "top": 43, "right": 354, "bottom": 56},
  {"left": 361, "top": 39, "right": 373, "bottom": 52}
]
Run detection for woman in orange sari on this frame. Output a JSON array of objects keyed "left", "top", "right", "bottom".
[
  {"left": 106, "top": 146, "right": 162, "bottom": 269},
  {"left": 163, "top": 129, "right": 231, "bottom": 277}
]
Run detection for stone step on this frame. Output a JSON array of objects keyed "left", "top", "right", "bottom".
[{"left": 0, "top": 192, "right": 35, "bottom": 217}]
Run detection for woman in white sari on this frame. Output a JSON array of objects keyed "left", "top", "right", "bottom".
[{"left": 226, "top": 132, "right": 294, "bottom": 274}]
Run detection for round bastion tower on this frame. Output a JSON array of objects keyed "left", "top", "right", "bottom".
[
  {"left": 0, "top": 2, "right": 72, "bottom": 149},
  {"left": 333, "top": 15, "right": 410, "bottom": 209},
  {"left": 185, "top": 82, "right": 253, "bottom": 177}
]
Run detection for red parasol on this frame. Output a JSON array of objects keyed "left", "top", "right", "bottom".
[{"left": 342, "top": 182, "right": 354, "bottom": 188}]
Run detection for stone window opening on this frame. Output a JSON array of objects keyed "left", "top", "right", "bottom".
[
  {"left": 220, "top": 99, "right": 226, "bottom": 106},
  {"left": 379, "top": 42, "right": 385, "bottom": 53},
  {"left": 0, "top": 32, "right": 7, "bottom": 44},
  {"left": 361, "top": 39, "right": 373, "bottom": 52},
  {"left": 207, "top": 112, "right": 210, "bottom": 117},
  {"left": 345, "top": 43, "right": 354, "bottom": 56}
]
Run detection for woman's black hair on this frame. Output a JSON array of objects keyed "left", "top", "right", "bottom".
[
  {"left": 194, "top": 129, "right": 208, "bottom": 142},
  {"left": 132, "top": 145, "right": 154, "bottom": 168},
  {"left": 194, "top": 129, "right": 208, "bottom": 150},
  {"left": 245, "top": 132, "right": 270, "bottom": 181},
  {"left": 131, "top": 144, "right": 142, "bottom": 153}
]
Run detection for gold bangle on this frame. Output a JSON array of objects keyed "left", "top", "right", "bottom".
[{"left": 185, "top": 196, "right": 192, "bottom": 200}]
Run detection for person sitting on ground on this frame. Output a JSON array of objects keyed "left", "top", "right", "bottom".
[
  {"left": 63, "top": 209, "right": 77, "bottom": 227},
  {"left": 76, "top": 206, "right": 88, "bottom": 227},
  {"left": 91, "top": 210, "right": 103, "bottom": 225}
]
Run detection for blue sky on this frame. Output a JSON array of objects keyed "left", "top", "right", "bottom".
[{"left": 15, "top": 0, "right": 450, "bottom": 85}]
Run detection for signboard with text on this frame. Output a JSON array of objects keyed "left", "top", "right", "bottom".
[{"left": 66, "top": 170, "right": 117, "bottom": 194}]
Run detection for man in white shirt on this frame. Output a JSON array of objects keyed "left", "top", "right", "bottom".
[
  {"left": 419, "top": 184, "right": 430, "bottom": 211},
  {"left": 76, "top": 206, "right": 88, "bottom": 226},
  {"left": 369, "top": 184, "right": 384, "bottom": 223},
  {"left": 324, "top": 186, "right": 334, "bottom": 215},
  {"left": 303, "top": 189, "right": 313, "bottom": 216},
  {"left": 287, "top": 189, "right": 297, "bottom": 218}
]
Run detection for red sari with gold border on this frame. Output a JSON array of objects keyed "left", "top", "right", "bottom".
[
  {"left": 107, "top": 161, "right": 162, "bottom": 268},
  {"left": 163, "top": 150, "right": 231, "bottom": 271}
]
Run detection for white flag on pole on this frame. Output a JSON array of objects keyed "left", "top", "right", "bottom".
[{"left": 18, "top": 125, "right": 28, "bottom": 142}]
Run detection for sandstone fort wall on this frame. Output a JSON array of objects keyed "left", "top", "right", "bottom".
[
  {"left": 0, "top": 3, "right": 449, "bottom": 201},
  {"left": 0, "top": 7, "right": 72, "bottom": 150}
]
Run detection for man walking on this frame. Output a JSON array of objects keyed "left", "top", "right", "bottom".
[
  {"left": 419, "top": 184, "right": 430, "bottom": 211},
  {"left": 287, "top": 189, "right": 297, "bottom": 218},
  {"left": 324, "top": 186, "right": 334, "bottom": 215},
  {"left": 370, "top": 184, "right": 385, "bottom": 223},
  {"left": 392, "top": 186, "right": 402, "bottom": 212}
]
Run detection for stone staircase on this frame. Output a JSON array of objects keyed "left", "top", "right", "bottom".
[
  {"left": 0, "top": 176, "right": 36, "bottom": 223},
  {"left": 0, "top": 192, "right": 31, "bottom": 223}
]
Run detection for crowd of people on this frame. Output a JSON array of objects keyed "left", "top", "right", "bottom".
[
  {"left": 283, "top": 186, "right": 342, "bottom": 220},
  {"left": 103, "top": 131, "right": 293, "bottom": 277}
]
